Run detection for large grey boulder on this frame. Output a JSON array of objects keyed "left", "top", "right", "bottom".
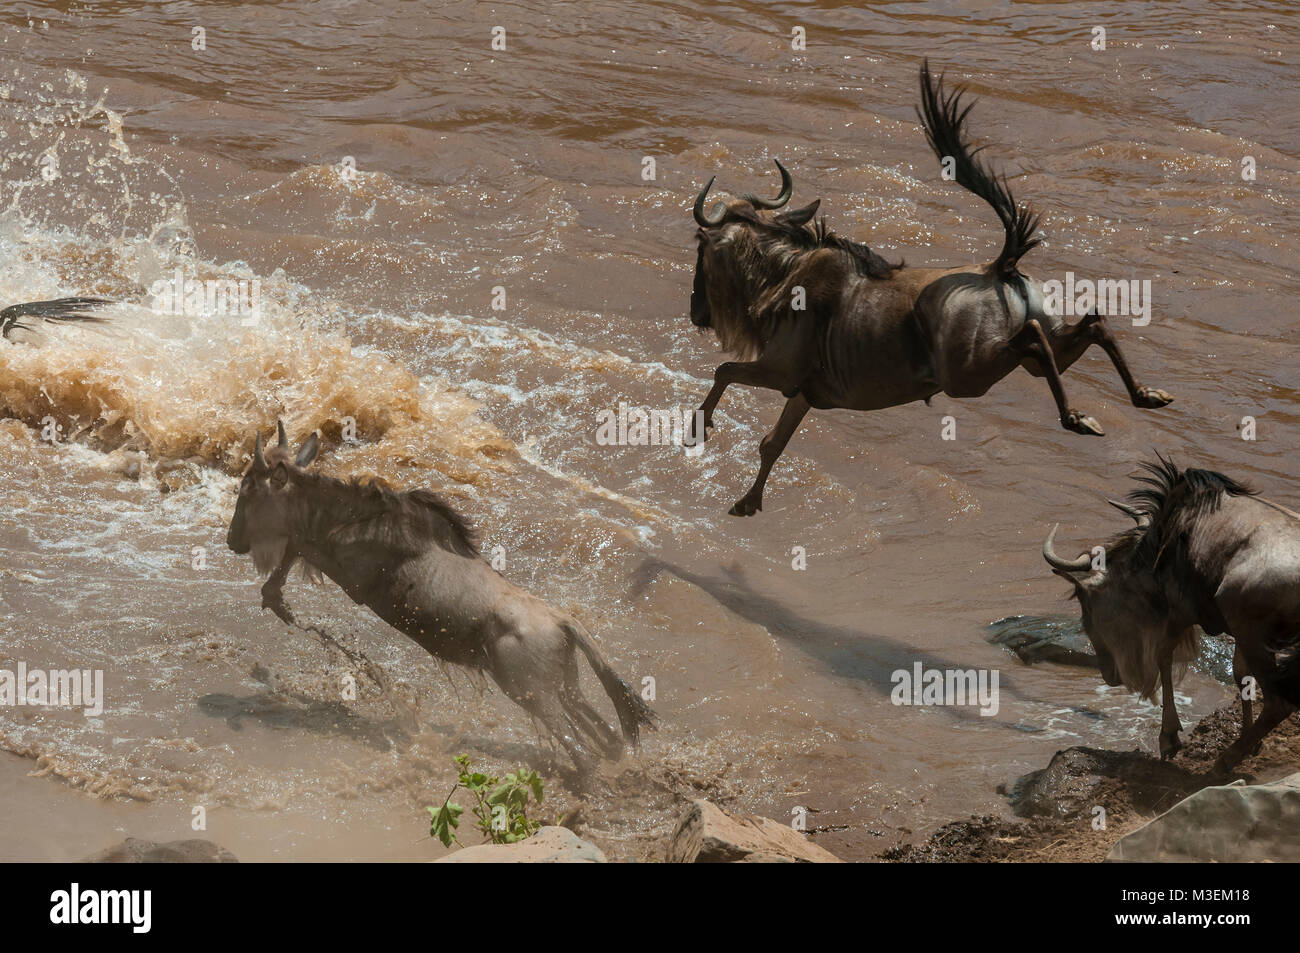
[
  {"left": 667, "top": 799, "right": 842, "bottom": 863},
  {"left": 84, "top": 838, "right": 238, "bottom": 863},
  {"left": 1107, "top": 772, "right": 1300, "bottom": 862},
  {"left": 434, "top": 826, "right": 606, "bottom": 863}
]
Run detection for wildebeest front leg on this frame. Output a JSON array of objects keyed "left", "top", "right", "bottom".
[
  {"left": 1012, "top": 319, "right": 1104, "bottom": 436},
  {"left": 693, "top": 361, "right": 785, "bottom": 443},
  {"left": 261, "top": 551, "right": 297, "bottom": 627},
  {"left": 1158, "top": 650, "right": 1183, "bottom": 759},
  {"left": 1078, "top": 312, "right": 1173, "bottom": 409},
  {"left": 730, "top": 393, "right": 811, "bottom": 517}
]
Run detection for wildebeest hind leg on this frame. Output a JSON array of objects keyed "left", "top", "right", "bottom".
[
  {"left": 564, "top": 693, "right": 623, "bottom": 758},
  {"left": 1214, "top": 695, "right": 1292, "bottom": 774},
  {"left": 694, "top": 361, "right": 786, "bottom": 443},
  {"left": 511, "top": 685, "right": 599, "bottom": 773},
  {"left": 561, "top": 653, "right": 622, "bottom": 757},
  {"left": 1012, "top": 319, "right": 1104, "bottom": 436},
  {"left": 1072, "top": 312, "right": 1173, "bottom": 409},
  {"left": 490, "top": 641, "right": 599, "bottom": 772},
  {"left": 730, "top": 393, "right": 810, "bottom": 517}
]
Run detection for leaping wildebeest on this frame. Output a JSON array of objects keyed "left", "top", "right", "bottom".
[
  {"left": 1043, "top": 457, "right": 1300, "bottom": 771},
  {"left": 687, "top": 61, "right": 1172, "bottom": 515},
  {"left": 225, "top": 421, "right": 657, "bottom": 772}
]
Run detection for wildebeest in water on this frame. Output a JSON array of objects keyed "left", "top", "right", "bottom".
[
  {"left": 686, "top": 60, "right": 1172, "bottom": 515},
  {"left": 1043, "top": 458, "right": 1300, "bottom": 771},
  {"left": 225, "top": 421, "right": 657, "bottom": 772}
]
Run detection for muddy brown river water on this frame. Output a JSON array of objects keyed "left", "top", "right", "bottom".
[{"left": 0, "top": 1, "right": 1295, "bottom": 861}]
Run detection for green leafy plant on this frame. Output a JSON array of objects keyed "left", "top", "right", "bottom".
[{"left": 429, "top": 754, "right": 545, "bottom": 848}]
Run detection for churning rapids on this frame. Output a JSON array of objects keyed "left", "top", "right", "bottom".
[{"left": 0, "top": 2, "right": 1295, "bottom": 860}]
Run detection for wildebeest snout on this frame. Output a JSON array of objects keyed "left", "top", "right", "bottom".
[{"left": 226, "top": 521, "right": 249, "bottom": 554}]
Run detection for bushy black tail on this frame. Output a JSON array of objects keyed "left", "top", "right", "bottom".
[
  {"left": 916, "top": 59, "right": 1041, "bottom": 278},
  {"left": 565, "top": 621, "right": 658, "bottom": 744},
  {"left": 0, "top": 297, "right": 112, "bottom": 339}
]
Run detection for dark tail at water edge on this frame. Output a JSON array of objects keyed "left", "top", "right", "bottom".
[
  {"left": 565, "top": 621, "right": 659, "bottom": 745},
  {"left": 0, "top": 297, "right": 113, "bottom": 339}
]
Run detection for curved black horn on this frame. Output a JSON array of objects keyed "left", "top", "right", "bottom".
[
  {"left": 746, "top": 159, "right": 793, "bottom": 209},
  {"left": 1042, "top": 523, "right": 1094, "bottom": 573},
  {"left": 277, "top": 419, "right": 289, "bottom": 449},
  {"left": 253, "top": 431, "right": 268, "bottom": 470},
  {"left": 693, "top": 176, "right": 724, "bottom": 227}
]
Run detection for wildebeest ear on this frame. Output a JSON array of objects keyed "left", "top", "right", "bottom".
[
  {"left": 295, "top": 432, "right": 319, "bottom": 468},
  {"left": 1051, "top": 566, "right": 1102, "bottom": 594},
  {"left": 1107, "top": 499, "right": 1152, "bottom": 528},
  {"left": 777, "top": 199, "right": 820, "bottom": 227}
]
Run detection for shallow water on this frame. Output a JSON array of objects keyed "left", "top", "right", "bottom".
[{"left": 0, "top": 1, "right": 1295, "bottom": 860}]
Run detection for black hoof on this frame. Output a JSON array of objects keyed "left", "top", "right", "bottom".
[
  {"left": 1159, "top": 732, "right": 1182, "bottom": 761},
  {"left": 728, "top": 497, "right": 762, "bottom": 517}
]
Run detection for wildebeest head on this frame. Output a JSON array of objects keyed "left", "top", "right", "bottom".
[
  {"left": 1040, "top": 458, "right": 1258, "bottom": 699},
  {"left": 689, "top": 159, "right": 821, "bottom": 329},
  {"left": 226, "top": 419, "right": 320, "bottom": 573},
  {"left": 1041, "top": 504, "right": 1165, "bottom": 692}
]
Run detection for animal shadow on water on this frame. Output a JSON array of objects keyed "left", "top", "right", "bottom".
[
  {"left": 196, "top": 692, "right": 412, "bottom": 752},
  {"left": 631, "top": 557, "right": 1039, "bottom": 725},
  {"left": 196, "top": 658, "right": 420, "bottom": 754}
]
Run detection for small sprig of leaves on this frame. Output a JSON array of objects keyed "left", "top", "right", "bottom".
[{"left": 429, "top": 754, "right": 545, "bottom": 848}]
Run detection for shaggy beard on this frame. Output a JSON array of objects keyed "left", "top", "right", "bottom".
[
  {"left": 249, "top": 536, "right": 324, "bottom": 584},
  {"left": 250, "top": 536, "right": 288, "bottom": 576}
]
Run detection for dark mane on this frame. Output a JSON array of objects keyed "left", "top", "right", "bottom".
[
  {"left": 1107, "top": 455, "right": 1256, "bottom": 567},
  {"left": 301, "top": 472, "right": 480, "bottom": 559},
  {"left": 726, "top": 204, "right": 900, "bottom": 280}
]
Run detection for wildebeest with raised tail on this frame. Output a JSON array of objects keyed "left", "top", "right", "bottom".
[
  {"left": 225, "top": 421, "right": 657, "bottom": 772},
  {"left": 686, "top": 60, "right": 1172, "bottom": 515},
  {"left": 1043, "top": 458, "right": 1300, "bottom": 771}
]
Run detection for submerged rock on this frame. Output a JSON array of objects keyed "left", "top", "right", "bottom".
[
  {"left": 1107, "top": 772, "right": 1300, "bottom": 862},
  {"left": 84, "top": 838, "right": 238, "bottom": 863},
  {"left": 986, "top": 616, "right": 1097, "bottom": 668},
  {"left": 1002, "top": 746, "right": 1203, "bottom": 819},
  {"left": 433, "top": 826, "right": 607, "bottom": 863},
  {"left": 985, "top": 616, "right": 1234, "bottom": 684},
  {"left": 666, "top": 798, "right": 842, "bottom": 863}
]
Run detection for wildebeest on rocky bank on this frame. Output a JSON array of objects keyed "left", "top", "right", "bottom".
[{"left": 1043, "top": 457, "right": 1300, "bottom": 771}]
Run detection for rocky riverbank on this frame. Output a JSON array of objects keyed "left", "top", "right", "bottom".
[{"left": 883, "top": 701, "right": 1300, "bottom": 862}]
